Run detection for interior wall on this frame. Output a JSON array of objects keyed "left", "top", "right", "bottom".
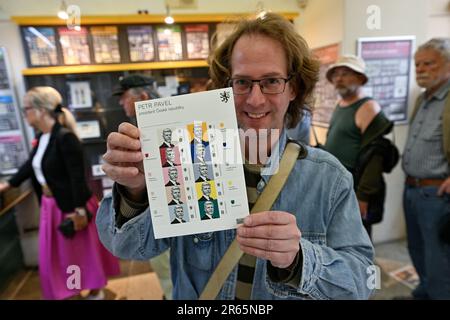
[
  {"left": 0, "top": 0, "right": 299, "bottom": 16},
  {"left": 293, "top": 0, "right": 344, "bottom": 145},
  {"left": 427, "top": 0, "right": 450, "bottom": 39},
  {"left": 341, "top": 0, "right": 430, "bottom": 244}
]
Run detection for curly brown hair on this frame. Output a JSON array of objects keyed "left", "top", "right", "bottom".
[{"left": 209, "top": 12, "right": 319, "bottom": 128}]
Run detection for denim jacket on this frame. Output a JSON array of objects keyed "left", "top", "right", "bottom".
[{"left": 96, "top": 131, "right": 374, "bottom": 300}]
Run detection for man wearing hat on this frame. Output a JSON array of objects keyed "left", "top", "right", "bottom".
[
  {"left": 112, "top": 74, "right": 173, "bottom": 299},
  {"left": 324, "top": 55, "right": 395, "bottom": 238},
  {"left": 112, "top": 74, "right": 160, "bottom": 121}
]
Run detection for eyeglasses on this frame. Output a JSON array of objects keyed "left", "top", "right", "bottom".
[
  {"left": 21, "top": 106, "right": 34, "bottom": 114},
  {"left": 228, "top": 76, "right": 293, "bottom": 95}
]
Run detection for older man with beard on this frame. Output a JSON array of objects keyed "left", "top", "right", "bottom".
[{"left": 324, "top": 55, "right": 394, "bottom": 238}]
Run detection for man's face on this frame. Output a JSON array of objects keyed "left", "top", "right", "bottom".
[
  {"left": 196, "top": 144, "right": 205, "bottom": 159},
  {"left": 230, "top": 34, "right": 296, "bottom": 132},
  {"left": 330, "top": 67, "right": 364, "bottom": 98},
  {"left": 166, "top": 149, "right": 175, "bottom": 162},
  {"left": 199, "top": 164, "right": 208, "bottom": 177},
  {"left": 163, "top": 129, "right": 172, "bottom": 143},
  {"left": 175, "top": 206, "right": 184, "bottom": 219},
  {"left": 202, "top": 183, "right": 211, "bottom": 196},
  {"left": 119, "top": 89, "right": 139, "bottom": 117},
  {"left": 171, "top": 187, "right": 181, "bottom": 200},
  {"left": 415, "top": 48, "right": 450, "bottom": 91},
  {"left": 168, "top": 168, "right": 178, "bottom": 181},
  {"left": 205, "top": 202, "right": 213, "bottom": 215},
  {"left": 194, "top": 126, "right": 203, "bottom": 140}
]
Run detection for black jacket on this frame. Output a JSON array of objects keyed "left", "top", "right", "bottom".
[
  {"left": 353, "top": 112, "right": 399, "bottom": 224},
  {"left": 9, "top": 123, "right": 92, "bottom": 213}
]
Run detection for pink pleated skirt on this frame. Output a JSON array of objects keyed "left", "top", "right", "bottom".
[{"left": 39, "top": 195, "right": 120, "bottom": 300}]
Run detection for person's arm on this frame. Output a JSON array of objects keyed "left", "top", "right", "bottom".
[
  {"left": 355, "top": 154, "right": 384, "bottom": 218},
  {"left": 355, "top": 100, "right": 381, "bottom": 134},
  {"left": 438, "top": 177, "right": 450, "bottom": 196},
  {"left": 8, "top": 154, "right": 35, "bottom": 188},
  {"left": 96, "top": 122, "right": 169, "bottom": 260},
  {"left": 238, "top": 171, "right": 374, "bottom": 299}
]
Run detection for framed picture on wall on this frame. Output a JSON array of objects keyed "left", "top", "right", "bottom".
[
  {"left": 77, "top": 119, "right": 101, "bottom": 140},
  {"left": 357, "top": 36, "right": 415, "bottom": 124},
  {"left": 311, "top": 43, "right": 340, "bottom": 127},
  {"left": 67, "top": 81, "right": 93, "bottom": 109}
]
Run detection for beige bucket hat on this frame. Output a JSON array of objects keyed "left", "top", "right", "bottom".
[{"left": 326, "top": 54, "right": 369, "bottom": 85}]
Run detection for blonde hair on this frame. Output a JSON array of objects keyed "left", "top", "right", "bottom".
[
  {"left": 209, "top": 12, "right": 319, "bottom": 128},
  {"left": 26, "top": 86, "right": 79, "bottom": 138}
]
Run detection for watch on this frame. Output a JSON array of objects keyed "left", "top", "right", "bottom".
[{"left": 75, "top": 207, "right": 87, "bottom": 216}]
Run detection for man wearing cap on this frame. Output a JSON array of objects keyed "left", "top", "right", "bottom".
[
  {"left": 324, "top": 55, "right": 394, "bottom": 237},
  {"left": 112, "top": 74, "right": 160, "bottom": 122},
  {"left": 112, "top": 74, "right": 173, "bottom": 300},
  {"left": 401, "top": 38, "right": 450, "bottom": 300}
]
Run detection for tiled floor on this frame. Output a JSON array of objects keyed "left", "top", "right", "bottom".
[
  {"left": 0, "top": 260, "right": 163, "bottom": 300},
  {"left": 0, "top": 239, "right": 415, "bottom": 300},
  {"left": 372, "top": 240, "right": 414, "bottom": 299}
]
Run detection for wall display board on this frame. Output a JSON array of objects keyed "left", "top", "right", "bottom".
[
  {"left": 311, "top": 43, "right": 340, "bottom": 127},
  {"left": 185, "top": 24, "right": 209, "bottom": 59},
  {"left": 127, "top": 26, "right": 155, "bottom": 62},
  {"left": 357, "top": 36, "right": 415, "bottom": 123},
  {"left": 58, "top": 26, "right": 91, "bottom": 65},
  {"left": 156, "top": 26, "right": 183, "bottom": 61},
  {"left": 91, "top": 26, "right": 121, "bottom": 64},
  {"left": 0, "top": 48, "right": 30, "bottom": 176},
  {"left": 22, "top": 27, "right": 58, "bottom": 66}
]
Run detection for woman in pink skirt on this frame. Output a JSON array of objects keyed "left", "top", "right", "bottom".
[{"left": 0, "top": 86, "right": 120, "bottom": 300}]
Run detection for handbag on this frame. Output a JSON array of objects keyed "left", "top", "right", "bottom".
[
  {"left": 58, "top": 207, "right": 93, "bottom": 238},
  {"left": 199, "top": 141, "right": 303, "bottom": 299}
]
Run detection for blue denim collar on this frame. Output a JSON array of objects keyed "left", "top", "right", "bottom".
[{"left": 260, "top": 128, "right": 288, "bottom": 183}]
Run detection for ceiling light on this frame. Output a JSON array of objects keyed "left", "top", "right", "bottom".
[
  {"left": 164, "top": 5, "right": 174, "bottom": 24},
  {"left": 57, "top": 0, "right": 68, "bottom": 20}
]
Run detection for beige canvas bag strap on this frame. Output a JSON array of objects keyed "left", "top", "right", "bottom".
[{"left": 199, "top": 141, "right": 302, "bottom": 300}]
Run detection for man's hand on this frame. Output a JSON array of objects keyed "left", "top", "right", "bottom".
[
  {"left": 236, "top": 211, "right": 301, "bottom": 269},
  {"left": 438, "top": 177, "right": 450, "bottom": 196},
  {"left": 102, "top": 122, "right": 145, "bottom": 200},
  {"left": 0, "top": 181, "right": 10, "bottom": 193},
  {"left": 358, "top": 200, "right": 368, "bottom": 219}
]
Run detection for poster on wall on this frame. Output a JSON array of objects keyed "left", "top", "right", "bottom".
[
  {"left": 0, "top": 50, "right": 9, "bottom": 90},
  {"left": 0, "top": 47, "right": 29, "bottom": 176},
  {"left": 0, "top": 95, "right": 19, "bottom": 132},
  {"left": 127, "top": 26, "right": 155, "bottom": 62},
  {"left": 185, "top": 24, "right": 209, "bottom": 59},
  {"left": 156, "top": 26, "right": 183, "bottom": 61},
  {"left": 23, "top": 27, "right": 58, "bottom": 66},
  {"left": 311, "top": 43, "right": 340, "bottom": 127},
  {"left": 58, "top": 27, "right": 91, "bottom": 65},
  {"left": 91, "top": 26, "right": 121, "bottom": 64},
  {"left": 358, "top": 36, "right": 415, "bottom": 123}
]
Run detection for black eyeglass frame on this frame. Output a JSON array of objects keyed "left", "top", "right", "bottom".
[{"left": 227, "top": 75, "right": 293, "bottom": 95}]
